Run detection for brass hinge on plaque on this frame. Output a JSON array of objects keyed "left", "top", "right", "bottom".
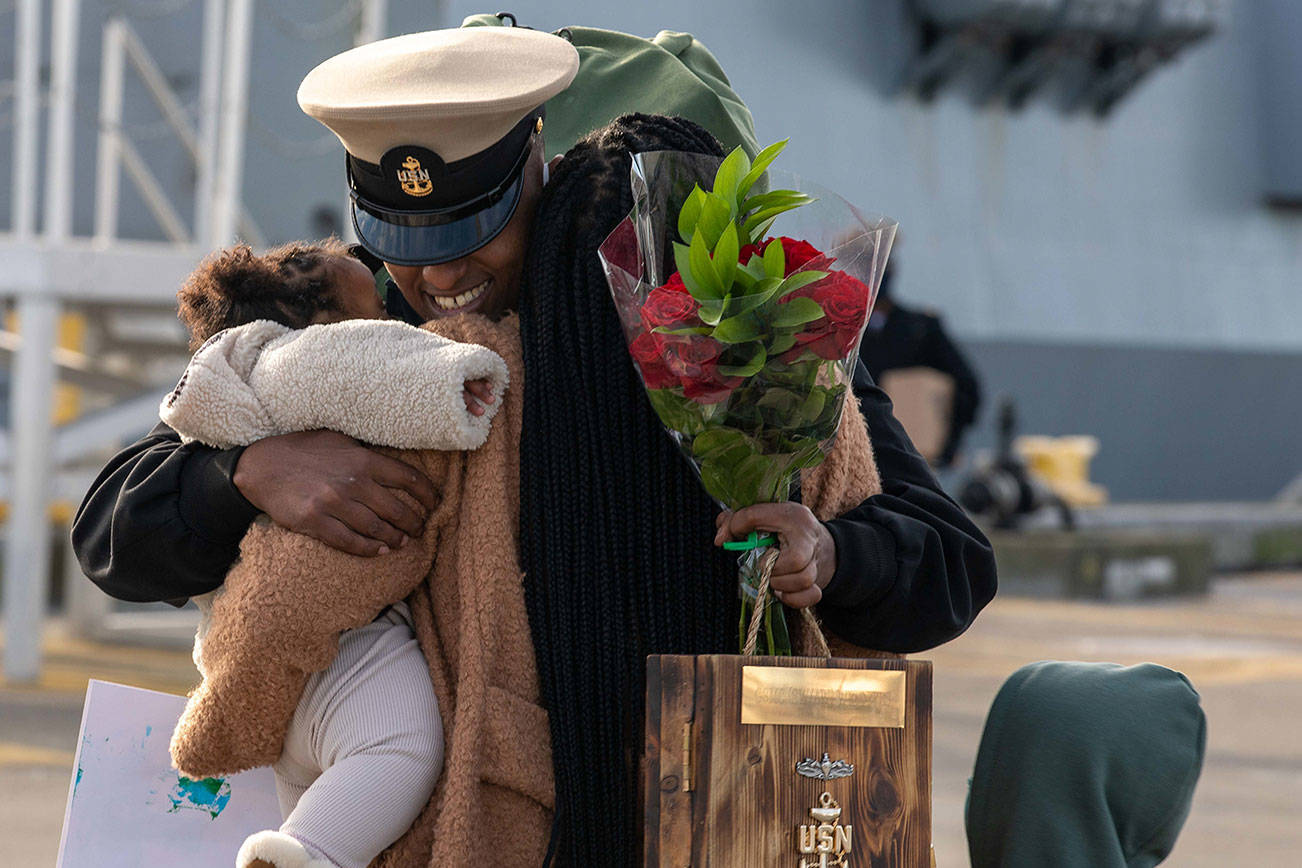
[{"left": 681, "top": 722, "right": 694, "bottom": 792}]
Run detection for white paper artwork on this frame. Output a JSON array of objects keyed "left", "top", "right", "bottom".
[{"left": 57, "top": 679, "right": 281, "bottom": 867}]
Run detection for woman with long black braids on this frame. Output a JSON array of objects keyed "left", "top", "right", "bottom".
[
  {"left": 73, "top": 28, "right": 994, "bottom": 867},
  {"left": 519, "top": 113, "right": 994, "bottom": 864}
]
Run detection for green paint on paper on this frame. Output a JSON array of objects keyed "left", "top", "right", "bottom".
[{"left": 166, "top": 775, "right": 231, "bottom": 820}]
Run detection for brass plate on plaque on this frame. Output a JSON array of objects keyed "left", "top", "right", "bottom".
[{"left": 740, "top": 666, "right": 906, "bottom": 727}]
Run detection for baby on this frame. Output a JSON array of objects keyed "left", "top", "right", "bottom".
[{"left": 163, "top": 239, "right": 508, "bottom": 868}]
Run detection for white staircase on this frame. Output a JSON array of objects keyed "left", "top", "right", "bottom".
[{"left": 0, "top": 0, "right": 388, "bottom": 680}]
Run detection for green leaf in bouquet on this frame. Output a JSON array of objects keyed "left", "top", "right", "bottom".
[
  {"left": 775, "top": 269, "right": 829, "bottom": 299},
  {"left": 809, "top": 385, "right": 847, "bottom": 436},
  {"left": 760, "top": 387, "right": 796, "bottom": 413},
  {"left": 697, "top": 194, "right": 734, "bottom": 250},
  {"left": 717, "top": 342, "right": 767, "bottom": 377},
  {"left": 694, "top": 427, "right": 762, "bottom": 509},
  {"left": 732, "top": 268, "right": 757, "bottom": 292},
  {"left": 743, "top": 202, "right": 812, "bottom": 239},
  {"left": 645, "top": 389, "right": 708, "bottom": 437},
  {"left": 724, "top": 278, "right": 781, "bottom": 318},
  {"left": 762, "top": 235, "right": 786, "bottom": 278},
  {"left": 756, "top": 386, "right": 802, "bottom": 417},
  {"left": 799, "top": 388, "right": 827, "bottom": 426},
  {"left": 712, "top": 222, "right": 740, "bottom": 292},
  {"left": 711, "top": 146, "right": 750, "bottom": 206},
  {"left": 689, "top": 231, "right": 725, "bottom": 299},
  {"left": 652, "top": 324, "right": 713, "bottom": 336},
  {"left": 740, "top": 254, "right": 768, "bottom": 279},
  {"left": 772, "top": 296, "right": 825, "bottom": 328},
  {"left": 672, "top": 242, "right": 707, "bottom": 300},
  {"left": 677, "top": 185, "right": 707, "bottom": 243},
  {"left": 698, "top": 298, "right": 726, "bottom": 326},
  {"left": 748, "top": 217, "right": 778, "bottom": 243},
  {"left": 700, "top": 461, "right": 742, "bottom": 510},
  {"left": 736, "top": 139, "right": 788, "bottom": 201},
  {"left": 767, "top": 331, "right": 799, "bottom": 355},
  {"left": 731, "top": 453, "right": 777, "bottom": 506},
  {"left": 692, "top": 426, "right": 754, "bottom": 465},
  {"left": 741, "top": 190, "right": 815, "bottom": 213},
  {"left": 712, "top": 313, "right": 761, "bottom": 344},
  {"left": 787, "top": 436, "right": 828, "bottom": 471},
  {"left": 755, "top": 357, "right": 810, "bottom": 387}
]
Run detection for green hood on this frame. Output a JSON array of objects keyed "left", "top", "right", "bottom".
[
  {"left": 967, "top": 661, "right": 1206, "bottom": 868},
  {"left": 462, "top": 14, "right": 758, "bottom": 158}
]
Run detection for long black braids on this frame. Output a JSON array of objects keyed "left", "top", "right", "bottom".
[{"left": 518, "top": 114, "right": 740, "bottom": 864}]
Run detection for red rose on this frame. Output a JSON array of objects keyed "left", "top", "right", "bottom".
[
  {"left": 767, "top": 237, "right": 823, "bottom": 272},
  {"left": 777, "top": 270, "right": 870, "bottom": 363},
  {"left": 661, "top": 334, "right": 723, "bottom": 378},
  {"left": 778, "top": 318, "right": 847, "bottom": 363},
  {"left": 807, "top": 272, "right": 870, "bottom": 328},
  {"left": 641, "top": 283, "right": 701, "bottom": 331},
  {"left": 660, "top": 334, "right": 742, "bottom": 404},
  {"left": 629, "top": 331, "right": 678, "bottom": 390},
  {"left": 683, "top": 370, "right": 742, "bottom": 404},
  {"left": 661, "top": 271, "right": 690, "bottom": 293}
]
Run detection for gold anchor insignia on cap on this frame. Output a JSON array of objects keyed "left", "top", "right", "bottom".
[{"left": 397, "top": 155, "right": 433, "bottom": 197}]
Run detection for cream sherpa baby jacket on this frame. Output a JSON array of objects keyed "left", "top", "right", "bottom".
[{"left": 160, "top": 318, "right": 508, "bottom": 450}]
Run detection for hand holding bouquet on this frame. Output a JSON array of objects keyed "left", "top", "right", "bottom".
[{"left": 600, "top": 141, "right": 895, "bottom": 655}]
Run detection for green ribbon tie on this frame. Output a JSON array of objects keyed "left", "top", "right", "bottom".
[{"left": 723, "top": 531, "right": 776, "bottom": 551}]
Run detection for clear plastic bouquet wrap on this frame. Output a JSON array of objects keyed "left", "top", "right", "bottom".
[{"left": 599, "top": 142, "right": 896, "bottom": 655}]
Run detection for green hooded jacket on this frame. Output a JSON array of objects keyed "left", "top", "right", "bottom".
[
  {"left": 462, "top": 14, "right": 759, "bottom": 158},
  {"left": 967, "top": 661, "right": 1207, "bottom": 868}
]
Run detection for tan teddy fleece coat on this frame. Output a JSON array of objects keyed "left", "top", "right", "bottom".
[{"left": 171, "top": 314, "right": 885, "bottom": 867}]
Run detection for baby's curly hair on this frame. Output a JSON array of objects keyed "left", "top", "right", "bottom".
[{"left": 177, "top": 237, "right": 354, "bottom": 349}]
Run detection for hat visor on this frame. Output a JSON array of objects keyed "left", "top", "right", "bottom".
[{"left": 351, "top": 172, "right": 525, "bottom": 267}]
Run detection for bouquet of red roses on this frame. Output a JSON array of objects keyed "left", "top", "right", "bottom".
[{"left": 599, "top": 141, "right": 896, "bottom": 655}]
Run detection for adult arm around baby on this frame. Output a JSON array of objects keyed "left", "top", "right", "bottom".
[{"left": 72, "top": 425, "right": 440, "bottom": 603}]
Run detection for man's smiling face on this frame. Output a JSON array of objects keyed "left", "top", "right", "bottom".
[{"left": 384, "top": 145, "right": 545, "bottom": 322}]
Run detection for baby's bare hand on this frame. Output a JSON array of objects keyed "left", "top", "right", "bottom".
[{"left": 463, "top": 378, "right": 496, "bottom": 416}]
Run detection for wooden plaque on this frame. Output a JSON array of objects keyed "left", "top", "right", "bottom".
[{"left": 644, "top": 655, "right": 932, "bottom": 867}]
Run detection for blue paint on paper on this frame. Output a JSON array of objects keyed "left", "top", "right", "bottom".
[
  {"left": 166, "top": 775, "right": 231, "bottom": 820},
  {"left": 145, "top": 726, "right": 152, "bottom": 737},
  {"left": 73, "top": 734, "right": 90, "bottom": 798}
]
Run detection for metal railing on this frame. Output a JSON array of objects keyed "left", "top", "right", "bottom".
[{"left": 1, "top": 0, "right": 389, "bottom": 681}]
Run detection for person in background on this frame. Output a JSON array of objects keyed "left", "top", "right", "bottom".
[
  {"left": 966, "top": 661, "right": 1206, "bottom": 868},
  {"left": 859, "top": 263, "right": 982, "bottom": 468}
]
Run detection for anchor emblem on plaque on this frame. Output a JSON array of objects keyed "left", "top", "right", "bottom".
[
  {"left": 797, "top": 792, "right": 853, "bottom": 867},
  {"left": 796, "top": 754, "right": 854, "bottom": 867}
]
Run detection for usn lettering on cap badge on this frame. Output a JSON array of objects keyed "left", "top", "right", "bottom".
[{"left": 397, "top": 155, "right": 432, "bottom": 197}]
